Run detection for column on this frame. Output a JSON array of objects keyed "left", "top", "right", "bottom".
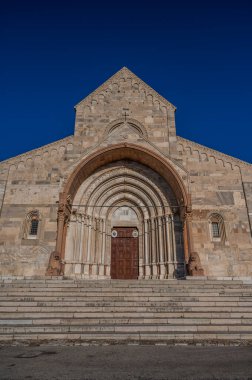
[
  {"left": 106, "top": 222, "right": 111, "bottom": 277},
  {"left": 152, "top": 218, "right": 158, "bottom": 278},
  {"left": 144, "top": 219, "right": 151, "bottom": 278},
  {"left": 101, "top": 219, "right": 106, "bottom": 263},
  {"left": 99, "top": 219, "right": 105, "bottom": 276},
  {"left": 84, "top": 216, "right": 92, "bottom": 277},
  {"left": 165, "top": 215, "right": 175, "bottom": 278},
  {"left": 158, "top": 216, "right": 166, "bottom": 279},
  {"left": 78, "top": 214, "right": 84, "bottom": 262},
  {"left": 171, "top": 215, "right": 178, "bottom": 276},
  {"left": 74, "top": 213, "right": 82, "bottom": 275},
  {"left": 91, "top": 218, "right": 98, "bottom": 276},
  {"left": 64, "top": 218, "right": 74, "bottom": 276}
]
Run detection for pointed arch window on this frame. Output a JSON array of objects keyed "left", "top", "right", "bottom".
[{"left": 209, "top": 213, "right": 225, "bottom": 243}]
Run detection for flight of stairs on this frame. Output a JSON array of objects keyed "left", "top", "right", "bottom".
[{"left": 0, "top": 277, "right": 252, "bottom": 345}]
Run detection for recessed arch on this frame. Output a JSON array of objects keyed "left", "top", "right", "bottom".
[
  {"left": 48, "top": 143, "right": 193, "bottom": 278},
  {"left": 61, "top": 143, "right": 190, "bottom": 211},
  {"left": 104, "top": 118, "right": 149, "bottom": 139}
]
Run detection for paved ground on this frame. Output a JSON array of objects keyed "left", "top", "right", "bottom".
[{"left": 0, "top": 344, "right": 252, "bottom": 380}]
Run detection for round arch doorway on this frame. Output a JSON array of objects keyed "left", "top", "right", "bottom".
[
  {"left": 63, "top": 159, "right": 185, "bottom": 279},
  {"left": 46, "top": 143, "right": 198, "bottom": 278},
  {"left": 111, "top": 206, "right": 139, "bottom": 280}
]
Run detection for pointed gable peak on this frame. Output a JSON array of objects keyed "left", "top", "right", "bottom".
[{"left": 75, "top": 67, "right": 176, "bottom": 110}]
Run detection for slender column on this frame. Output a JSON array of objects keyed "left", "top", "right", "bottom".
[
  {"left": 78, "top": 214, "right": 84, "bottom": 262},
  {"left": 64, "top": 219, "right": 73, "bottom": 275},
  {"left": 139, "top": 223, "right": 144, "bottom": 279},
  {"left": 83, "top": 216, "right": 92, "bottom": 277},
  {"left": 101, "top": 219, "right": 106, "bottom": 264},
  {"left": 183, "top": 216, "right": 189, "bottom": 264},
  {"left": 91, "top": 218, "right": 98, "bottom": 276},
  {"left": 56, "top": 195, "right": 72, "bottom": 261},
  {"left": 82, "top": 215, "right": 88, "bottom": 261},
  {"left": 72, "top": 214, "right": 77, "bottom": 262},
  {"left": 158, "top": 216, "right": 166, "bottom": 278},
  {"left": 86, "top": 216, "right": 92, "bottom": 262},
  {"left": 96, "top": 218, "right": 102, "bottom": 276},
  {"left": 171, "top": 215, "right": 177, "bottom": 258},
  {"left": 171, "top": 215, "right": 178, "bottom": 276},
  {"left": 83, "top": 215, "right": 88, "bottom": 263},
  {"left": 73, "top": 213, "right": 82, "bottom": 275},
  {"left": 152, "top": 218, "right": 158, "bottom": 278},
  {"left": 99, "top": 219, "right": 105, "bottom": 276},
  {"left": 55, "top": 203, "right": 66, "bottom": 255},
  {"left": 144, "top": 219, "right": 151, "bottom": 278},
  {"left": 166, "top": 215, "right": 175, "bottom": 277},
  {"left": 75, "top": 214, "right": 81, "bottom": 262},
  {"left": 106, "top": 223, "right": 111, "bottom": 277},
  {"left": 184, "top": 213, "right": 193, "bottom": 262}
]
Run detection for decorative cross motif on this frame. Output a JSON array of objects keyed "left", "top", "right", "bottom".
[{"left": 122, "top": 109, "right": 129, "bottom": 121}]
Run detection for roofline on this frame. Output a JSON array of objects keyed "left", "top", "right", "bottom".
[
  {"left": 0, "top": 135, "right": 73, "bottom": 165},
  {"left": 74, "top": 66, "right": 176, "bottom": 111},
  {"left": 177, "top": 136, "right": 252, "bottom": 167}
]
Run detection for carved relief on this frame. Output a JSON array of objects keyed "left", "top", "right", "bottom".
[{"left": 187, "top": 251, "right": 204, "bottom": 276}]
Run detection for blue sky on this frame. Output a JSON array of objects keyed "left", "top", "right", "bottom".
[{"left": 1, "top": 0, "right": 252, "bottom": 162}]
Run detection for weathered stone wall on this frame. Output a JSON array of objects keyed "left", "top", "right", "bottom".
[
  {"left": 0, "top": 137, "right": 75, "bottom": 276},
  {"left": 177, "top": 137, "right": 252, "bottom": 276},
  {"left": 0, "top": 67, "right": 251, "bottom": 277},
  {"left": 73, "top": 67, "right": 177, "bottom": 157}
]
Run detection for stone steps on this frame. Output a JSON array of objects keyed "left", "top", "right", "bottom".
[
  {"left": 2, "top": 302, "right": 252, "bottom": 307},
  {"left": 1, "top": 332, "right": 252, "bottom": 344},
  {"left": 0, "top": 278, "right": 252, "bottom": 344},
  {"left": 1, "top": 324, "right": 252, "bottom": 333},
  {"left": 1, "top": 317, "right": 252, "bottom": 325},
  {"left": 1, "top": 296, "right": 250, "bottom": 301}
]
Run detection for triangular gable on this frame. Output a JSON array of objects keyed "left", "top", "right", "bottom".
[{"left": 74, "top": 67, "right": 176, "bottom": 111}]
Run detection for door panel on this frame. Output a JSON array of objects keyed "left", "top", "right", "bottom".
[{"left": 111, "top": 227, "right": 139, "bottom": 279}]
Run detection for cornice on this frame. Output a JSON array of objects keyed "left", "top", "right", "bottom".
[
  {"left": 0, "top": 135, "right": 73, "bottom": 166},
  {"left": 177, "top": 136, "right": 251, "bottom": 167}
]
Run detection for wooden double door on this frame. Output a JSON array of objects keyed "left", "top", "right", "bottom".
[{"left": 111, "top": 227, "right": 139, "bottom": 279}]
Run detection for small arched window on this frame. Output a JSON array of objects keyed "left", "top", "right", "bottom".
[
  {"left": 29, "top": 216, "right": 39, "bottom": 236},
  {"left": 23, "top": 210, "right": 40, "bottom": 239},
  {"left": 209, "top": 213, "right": 225, "bottom": 243}
]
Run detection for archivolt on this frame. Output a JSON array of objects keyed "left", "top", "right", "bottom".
[
  {"left": 75, "top": 164, "right": 176, "bottom": 219},
  {"left": 103, "top": 118, "right": 148, "bottom": 139},
  {"left": 61, "top": 143, "right": 190, "bottom": 213}
]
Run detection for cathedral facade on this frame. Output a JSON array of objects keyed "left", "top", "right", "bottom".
[{"left": 0, "top": 67, "right": 252, "bottom": 279}]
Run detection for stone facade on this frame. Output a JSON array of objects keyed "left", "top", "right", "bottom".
[{"left": 0, "top": 67, "right": 251, "bottom": 278}]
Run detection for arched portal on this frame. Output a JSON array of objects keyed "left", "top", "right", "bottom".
[{"left": 47, "top": 143, "right": 198, "bottom": 278}]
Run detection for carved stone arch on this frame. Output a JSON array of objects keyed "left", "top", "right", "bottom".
[
  {"left": 103, "top": 197, "right": 148, "bottom": 222},
  {"left": 47, "top": 143, "right": 194, "bottom": 276},
  {"left": 147, "top": 94, "right": 153, "bottom": 103},
  {"left": 103, "top": 118, "right": 148, "bottom": 139},
  {"left": 83, "top": 105, "right": 91, "bottom": 115},
  {"left": 161, "top": 105, "right": 168, "bottom": 115},
  {"left": 62, "top": 144, "right": 189, "bottom": 207}
]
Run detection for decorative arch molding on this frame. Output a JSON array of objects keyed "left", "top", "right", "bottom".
[
  {"left": 46, "top": 143, "right": 201, "bottom": 276},
  {"left": 208, "top": 212, "right": 226, "bottom": 243},
  {"left": 103, "top": 118, "right": 149, "bottom": 139},
  {"left": 22, "top": 209, "right": 42, "bottom": 240},
  {"left": 63, "top": 143, "right": 190, "bottom": 209}
]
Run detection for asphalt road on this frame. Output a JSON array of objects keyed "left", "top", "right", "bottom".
[{"left": 0, "top": 344, "right": 252, "bottom": 380}]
